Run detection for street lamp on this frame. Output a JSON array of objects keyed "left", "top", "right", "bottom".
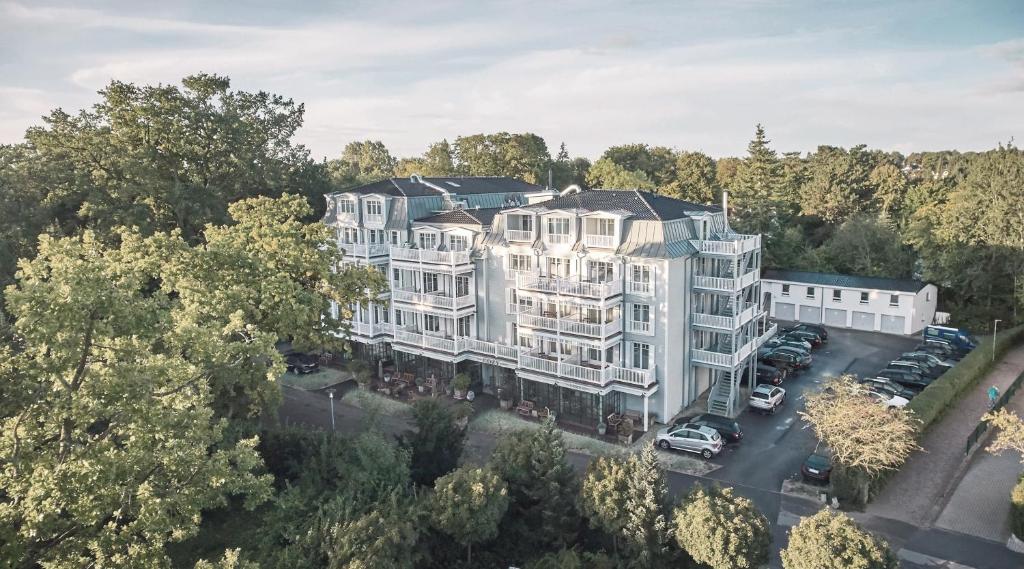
[
  {"left": 993, "top": 319, "right": 1002, "bottom": 362},
  {"left": 326, "top": 388, "right": 336, "bottom": 431}
]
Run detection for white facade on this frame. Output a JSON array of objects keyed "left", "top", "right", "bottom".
[
  {"left": 325, "top": 177, "right": 775, "bottom": 428},
  {"left": 761, "top": 270, "right": 937, "bottom": 335}
]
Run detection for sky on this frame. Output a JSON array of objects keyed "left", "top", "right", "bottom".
[{"left": 1, "top": 0, "right": 1022, "bottom": 161}]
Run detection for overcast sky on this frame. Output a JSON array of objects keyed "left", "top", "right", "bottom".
[{"left": 1, "top": 0, "right": 1022, "bottom": 160}]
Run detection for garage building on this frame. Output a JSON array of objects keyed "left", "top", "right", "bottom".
[{"left": 761, "top": 269, "right": 938, "bottom": 335}]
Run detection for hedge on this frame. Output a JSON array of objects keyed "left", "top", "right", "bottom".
[
  {"left": 1013, "top": 473, "right": 1024, "bottom": 540},
  {"left": 907, "top": 324, "right": 1024, "bottom": 431}
]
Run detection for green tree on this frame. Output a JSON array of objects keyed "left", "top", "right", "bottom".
[
  {"left": 430, "top": 467, "right": 510, "bottom": 565},
  {"left": 622, "top": 446, "right": 671, "bottom": 568},
  {"left": 22, "top": 73, "right": 329, "bottom": 242},
  {"left": 666, "top": 151, "right": 718, "bottom": 203},
  {"left": 586, "top": 158, "right": 656, "bottom": 190},
  {"left": 869, "top": 162, "right": 908, "bottom": 223},
  {"left": 781, "top": 510, "right": 897, "bottom": 569},
  {"left": 452, "top": 132, "right": 552, "bottom": 183},
  {"left": 579, "top": 456, "right": 631, "bottom": 555},
  {"left": 395, "top": 139, "right": 458, "bottom": 177},
  {"left": 491, "top": 419, "right": 580, "bottom": 554},
  {"left": 672, "top": 485, "right": 771, "bottom": 569},
  {"left": 525, "top": 549, "right": 616, "bottom": 569},
  {"left": 715, "top": 156, "right": 742, "bottom": 190},
  {"left": 328, "top": 140, "right": 397, "bottom": 187},
  {"left": 0, "top": 231, "right": 273, "bottom": 569},
  {"left": 402, "top": 398, "right": 466, "bottom": 486},
  {"left": 597, "top": 143, "right": 677, "bottom": 187},
  {"left": 798, "top": 145, "right": 876, "bottom": 223},
  {"left": 813, "top": 215, "right": 916, "bottom": 278},
  {"left": 730, "top": 125, "right": 785, "bottom": 235},
  {"left": 322, "top": 497, "right": 419, "bottom": 569}
]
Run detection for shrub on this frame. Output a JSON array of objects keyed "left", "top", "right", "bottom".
[
  {"left": 672, "top": 485, "right": 771, "bottom": 569},
  {"left": 452, "top": 372, "right": 472, "bottom": 392},
  {"left": 1012, "top": 474, "right": 1024, "bottom": 540},
  {"left": 907, "top": 324, "right": 1024, "bottom": 431},
  {"left": 781, "top": 510, "right": 896, "bottom": 569}
]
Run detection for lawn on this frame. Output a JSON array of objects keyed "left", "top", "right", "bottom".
[{"left": 279, "top": 366, "right": 350, "bottom": 390}]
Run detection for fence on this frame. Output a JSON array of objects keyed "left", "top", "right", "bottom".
[{"left": 965, "top": 368, "right": 1024, "bottom": 455}]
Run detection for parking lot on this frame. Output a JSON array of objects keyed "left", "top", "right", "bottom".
[{"left": 695, "top": 324, "right": 920, "bottom": 494}]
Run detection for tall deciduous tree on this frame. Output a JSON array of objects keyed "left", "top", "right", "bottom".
[
  {"left": 781, "top": 510, "right": 897, "bottom": 569},
  {"left": 452, "top": 132, "right": 552, "bottom": 184},
  {"left": 798, "top": 144, "right": 876, "bottom": 223},
  {"left": 430, "top": 467, "right": 509, "bottom": 565},
  {"left": 328, "top": 140, "right": 398, "bottom": 187},
  {"left": 586, "top": 158, "right": 656, "bottom": 190},
  {"left": 812, "top": 215, "right": 916, "bottom": 279},
  {"left": 395, "top": 140, "right": 458, "bottom": 177},
  {"left": 580, "top": 455, "right": 631, "bottom": 555},
  {"left": 672, "top": 485, "right": 771, "bottom": 569},
  {"left": 666, "top": 151, "right": 718, "bottom": 203}
]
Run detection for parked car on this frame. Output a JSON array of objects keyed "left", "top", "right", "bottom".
[
  {"left": 867, "top": 389, "right": 909, "bottom": 409},
  {"left": 792, "top": 323, "right": 829, "bottom": 343},
  {"left": 655, "top": 425, "right": 723, "bottom": 458},
  {"left": 757, "top": 356, "right": 792, "bottom": 377},
  {"left": 756, "top": 363, "right": 785, "bottom": 386},
  {"left": 749, "top": 384, "right": 786, "bottom": 414},
  {"left": 877, "top": 369, "right": 930, "bottom": 391},
  {"left": 923, "top": 336, "right": 971, "bottom": 359},
  {"left": 285, "top": 353, "right": 320, "bottom": 374},
  {"left": 888, "top": 360, "right": 942, "bottom": 380},
  {"left": 900, "top": 351, "right": 955, "bottom": 371},
  {"left": 760, "top": 349, "right": 809, "bottom": 372},
  {"left": 859, "top": 377, "right": 917, "bottom": 400},
  {"left": 923, "top": 325, "right": 977, "bottom": 352},
  {"left": 801, "top": 447, "right": 833, "bottom": 483},
  {"left": 915, "top": 341, "right": 960, "bottom": 361},
  {"left": 785, "top": 329, "right": 823, "bottom": 348},
  {"left": 769, "top": 346, "right": 813, "bottom": 367},
  {"left": 770, "top": 335, "right": 813, "bottom": 353},
  {"left": 672, "top": 413, "right": 744, "bottom": 443}
]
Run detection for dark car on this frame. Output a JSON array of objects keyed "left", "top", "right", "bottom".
[
  {"left": 756, "top": 363, "right": 784, "bottom": 386},
  {"left": 889, "top": 360, "right": 942, "bottom": 380},
  {"left": 792, "top": 323, "right": 829, "bottom": 343},
  {"left": 901, "top": 351, "right": 954, "bottom": 371},
  {"left": 769, "top": 346, "right": 813, "bottom": 367},
  {"left": 672, "top": 413, "right": 743, "bottom": 443},
  {"left": 766, "top": 336, "right": 812, "bottom": 355},
  {"left": 923, "top": 338, "right": 970, "bottom": 359},
  {"left": 285, "top": 353, "right": 320, "bottom": 374},
  {"left": 785, "top": 329, "right": 823, "bottom": 347},
  {"left": 760, "top": 349, "right": 810, "bottom": 371},
  {"left": 859, "top": 377, "right": 917, "bottom": 400},
  {"left": 877, "top": 368, "right": 930, "bottom": 391},
  {"left": 915, "top": 342, "right": 960, "bottom": 361},
  {"left": 801, "top": 449, "right": 833, "bottom": 483}
]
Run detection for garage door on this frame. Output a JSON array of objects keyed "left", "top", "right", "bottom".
[
  {"left": 880, "top": 315, "right": 906, "bottom": 335},
  {"left": 852, "top": 311, "right": 875, "bottom": 331},
  {"left": 824, "top": 308, "right": 847, "bottom": 327},
  {"left": 799, "top": 306, "right": 821, "bottom": 324},
  {"left": 774, "top": 302, "right": 795, "bottom": 321}
]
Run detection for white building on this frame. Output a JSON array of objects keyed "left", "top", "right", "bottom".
[
  {"left": 324, "top": 176, "right": 776, "bottom": 429},
  {"left": 761, "top": 269, "right": 938, "bottom": 335}
]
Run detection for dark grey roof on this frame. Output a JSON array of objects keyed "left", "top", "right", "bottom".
[
  {"left": 339, "top": 176, "right": 544, "bottom": 197},
  {"left": 524, "top": 189, "right": 720, "bottom": 221},
  {"left": 414, "top": 207, "right": 503, "bottom": 226},
  {"left": 762, "top": 269, "right": 927, "bottom": 293}
]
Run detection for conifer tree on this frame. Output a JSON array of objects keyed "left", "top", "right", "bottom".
[
  {"left": 731, "top": 124, "right": 785, "bottom": 235},
  {"left": 621, "top": 446, "right": 671, "bottom": 569}
]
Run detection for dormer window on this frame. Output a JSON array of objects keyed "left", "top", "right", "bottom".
[
  {"left": 506, "top": 214, "right": 534, "bottom": 242},
  {"left": 338, "top": 199, "right": 355, "bottom": 215},
  {"left": 546, "top": 217, "right": 571, "bottom": 244},
  {"left": 449, "top": 234, "right": 469, "bottom": 252},
  {"left": 365, "top": 200, "right": 384, "bottom": 223},
  {"left": 584, "top": 218, "right": 616, "bottom": 248},
  {"left": 418, "top": 232, "right": 438, "bottom": 250}
]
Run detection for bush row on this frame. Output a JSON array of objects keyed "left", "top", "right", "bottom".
[
  {"left": 907, "top": 324, "right": 1024, "bottom": 431},
  {"left": 1013, "top": 474, "right": 1024, "bottom": 540}
]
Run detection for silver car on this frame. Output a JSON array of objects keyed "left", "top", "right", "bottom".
[{"left": 655, "top": 425, "right": 723, "bottom": 459}]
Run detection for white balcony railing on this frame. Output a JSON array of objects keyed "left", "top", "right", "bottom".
[
  {"left": 506, "top": 229, "right": 534, "bottom": 242},
  {"left": 517, "top": 310, "right": 622, "bottom": 338},
  {"left": 462, "top": 338, "right": 519, "bottom": 362},
  {"left": 693, "top": 269, "right": 760, "bottom": 292},
  {"left": 628, "top": 320, "right": 652, "bottom": 335},
  {"left": 695, "top": 235, "right": 760, "bottom": 256},
  {"left": 515, "top": 273, "right": 622, "bottom": 299},
  {"left": 364, "top": 213, "right": 385, "bottom": 225},
  {"left": 690, "top": 303, "right": 759, "bottom": 330},
  {"left": 340, "top": 242, "right": 390, "bottom": 258},
  {"left": 545, "top": 233, "right": 572, "bottom": 245},
  {"left": 350, "top": 321, "right": 393, "bottom": 337},
  {"left": 584, "top": 234, "right": 616, "bottom": 249},
  {"left": 757, "top": 323, "right": 779, "bottom": 346},
  {"left": 392, "top": 288, "right": 475, "bottom": 310},
  {"left": 627, "top": 280, "right": 654, "bottom": 296},
  {"left": 517, "top": 352, "right": 655, "bottom": 387},
  {"left": 691, "top": 337, "right": 759, "bottom": 369},
  {"left": 390, "top": 245, "right": 471, "bottom": 266},
  {"left": 393, "top": 328, "right": 461, "bottom": 354}
]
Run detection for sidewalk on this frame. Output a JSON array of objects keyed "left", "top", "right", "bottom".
[{"left": 868, "top": 344, "right": 1024, "bottom": 526}]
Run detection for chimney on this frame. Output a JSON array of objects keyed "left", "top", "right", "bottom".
[{"left": 722, "top": 190, "right": 730, "bottom": 231}]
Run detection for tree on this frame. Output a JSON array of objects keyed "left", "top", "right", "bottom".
[
  {"left": 585, "top": 158, "right": 656, "bottom": 190},
  {"left": 430, "top": 467, "right": 509, "bottom": 565},
  {"left": 666, "top": 151, "right": 718, "bottom": 203},
  {"left": 799, "top": 375, "right": 920, "bottom": 503},
  {"left": 798, "top": 145, "right": 876, "bottom": 223},
  {"left": 672, "top": 485, "right": 771, "bottom": 569},
  {"left": 491, "top": 419, "right": 580, "bottom": 554},
  {"left": 579, "top": 456, "right": 631, "bottom": 555},
  {"left": 402, "top": 398, "right": 466, "bottom": 486},
  {"left": 452, "top": 132, "right": 552, "bottom": 184},
  {"left": 813, "top": 215, "right": 916, "bottom": 279},
  {"left": 869, "top": 162, "right": 909, "bottom": 223},
  {"left": 781, "top": 510, "right": 897, "bottom": 569},
  {"left": 328, "top": 140, "right": 397, "bottom": 187},
  {"left": 621, "top": 446, "right": 671, "bottom": 568},
  {"left": 597, "top": 144, "right": 677, "bottom": 187},
  {"left": 21, "top": 73, "right": 329, "bottom": 243},
  {"left": 0, "top": 231, "right": 273, "bottom": 569},
  {"left": 730, "top": 125, "right": 785, "bottom": 235},
  {"left": 984, "top": 408, "right": 1024, "bottom": 460},
  {"left": 322, "top": 497, "right": 419, "bottom": 569},
  {"left": 395, "top": 139, "right": 457, "bottom": 177}
]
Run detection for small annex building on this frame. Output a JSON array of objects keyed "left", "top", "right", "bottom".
[{"left": 761, "top": 269, "right": 938, "bottom": 335}]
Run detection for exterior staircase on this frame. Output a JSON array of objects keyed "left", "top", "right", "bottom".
[{"left": 707, "top": 370, "right": 737, "bottom": 416}]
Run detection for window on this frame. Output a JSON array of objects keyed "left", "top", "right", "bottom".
[
  {"left": 392, "top": 268, "right": 401, "bottom": 285},
  {"left": 632, "top": 342, "right": 651, "bottom": 370},
  {"left": 366, "top": 200, "right": 383, "bottom": 216},
  {"left": 806, "top": 287, "right": 815, "bottom": 299},
  {"left": 781, "top": 284, "right": 790, "bottom": 296},
  {"left": 338, "top": 199, "right": 356, "bottom": 214},
  {"left": 860, "top": 292, "right": 869, "bottom": 304},
  {"left": 449, "top": 234, "right": 469, "bottom": 252},
  {"left": 422, "top": 272, "right": 438, "bottom": 293},
  {"left": 509, "top": 254, "right": 532, "bottom": 273},
  {"left": 394, "top": 311, "right": 404, "bottom": 326},
  {"left": 926, "top": 291, "right": 931, "bottom": 302},
  {"left": 390, "top": 231, "right": 401, "bottom": 245},
  {"left": 630, "top": 264, "right": 652, "bottom": 295},
  {"left": 455, "top": 275, "right": 470, "bottom": 297},
  {"left": 547, "top": 257, "right": 569, "bottom": 278},
  {"left": 457, "top": 315, "right": 471, "bottom": 337},
  {"left": 423, "top": 314, "right": 440, "bottom": 333},
  {"left": 594, "top": 218, "right": 615, "bottom": 236},
  {"left": 631, "top": 304, "right": 651, "bottom": 334},
  {"left": 832, "top": 289, "right": 841, "bottom": 302},
  {"left": 889, "top": 294, "right": 899, "bottom": 307},
  {"left": 546, "top": 217, "right": 570, "bottom": 242},
  {"left": 520, "top": 215, "right": 533, "bottom": 232},
  {"left": 368, "top": 229, "right": 385, "bottom": 244},
  {"left": 589, "top": 261, "right": 614, "bottom": 282},
  {"left": 418, "top": 232, "right": 438, "bottom": 250}
]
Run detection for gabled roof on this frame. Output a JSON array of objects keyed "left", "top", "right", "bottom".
[
  {"left": 413, "top": 207, "right": 502, "bottom": 227},
  {"left": 762, "top": 269, "right": 927, "bottom": 293},
  {"left": 336, "top": 176, "right": 544, "bottom": 198},
  {"left": 523, "top": 189, "right": 720, "bottom": 221}
]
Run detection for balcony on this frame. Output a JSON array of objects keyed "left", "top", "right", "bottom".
[
  {"left": 506, "top": 229, "right": 534, "bottom": 242},
  {"left": 691, "top": 337, "right": 759, "bottom": 369},
  {"left": 518, "top": 352, "right": 655, "bottom": 387},
  {"left": 756, "top": 322, "right": 779, "bottom": 346},
  {"left": 584, "top": 234, "right": 616, "bottom": 249},
  {"left": 462, "top": 338, "right": 519, "bottom": 363},
  {"left": 691, "top": 303, "right": 758, "bottom": 330},
  {"left": 364, "top": 213, "right": 385, "bottom": 226},
  {"left": 545, "top": 233, "right": 573, "bottom": 245},
  {"left": 693, "top": 269, "right": 760, "bottom": 292},
  {"left": 517, "top": 309, "right": 622, "bottom": 338},
  {"left": 627, "top": 280, "right": 654, "bottom": 296},
  {"left": 392, "top": 288, "right": 475, "bottom": 310},
  {"left": 390, "top": 245, "right": 471, "bottom": 266},
  {"left": 695, "top": 235, "right": 760, "bottom": 256},
  {"left": 340, "top": 242, "right": 390, "bottom": 258},
  {"left": 349, "top": 321, "right": 393, "bottom": 337},
  {"left": 515, "top": 273, "right": 623, "bottom": 299},
  {"left": 627, "top": 320, "right": 652, "bottom": 335},
  {"left": 393, "top": 328, "right": 464, "bottom": 355}
]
